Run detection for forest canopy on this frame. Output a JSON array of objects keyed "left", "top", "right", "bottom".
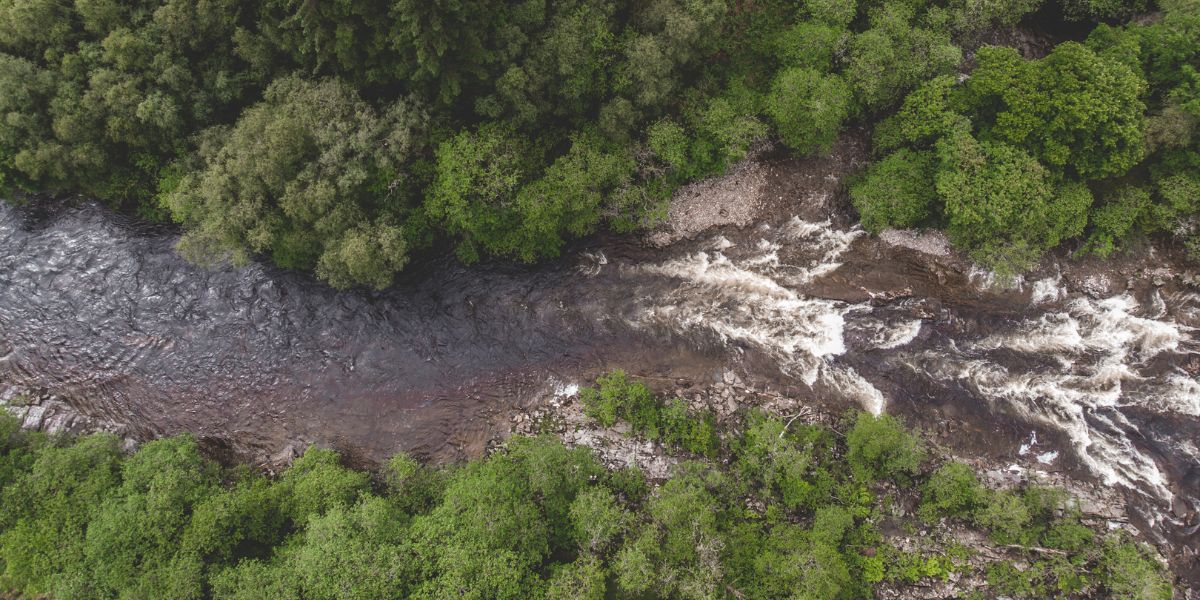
[
  {"left": 0, "top": 374, "right": 1176, "bottom": 599},
  {"left": 0, "top": 0, "right": 1196, "bottom": 287}
]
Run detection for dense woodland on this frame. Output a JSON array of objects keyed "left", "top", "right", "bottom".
[
  {"left": 0, "top": 0, "right": 1196, "bottom": 287},
  {"left": 0, "top": 372, "right": 1175, "bottom": 599}
]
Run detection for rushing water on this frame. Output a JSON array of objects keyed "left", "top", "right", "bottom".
[{"left": 1, "top": 195, "right": 1198, "bottom": 573}]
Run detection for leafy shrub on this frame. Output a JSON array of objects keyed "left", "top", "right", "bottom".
[
  {"left": 964, "top": 43, "right": 1147, "bottom": 180},
  {"left": 845, "top": 412, "right": 926, "bottom": 483},
  {"left": 1087, "top": 185, "right": 1152, "bottom": 257},
  {"left": 850, "top": 148, "right": 938, "bottom": 233},
  {"left": 766, "top": 68, "right": 854, "bottom": 154},
  {"left": 1099, "top": 535, "right": 1174, "bottom": 600},
  {"left": 918, "top": 461, "right": 985, "bottom": 521},
  {"left": 973, "top": 490, "right": 1032, "bottom": 544},
  {"left": 937, "top": 134, "right": 1093, "bottom": 275},
  {"left": 735, "top": 411, "right": 835, "bottom": 510},
  {"left": 774, "top": 22, "right": 847, "bottom": 72},
  {"left": 579, "top": 371, "right": 719, "bottom": 456}
]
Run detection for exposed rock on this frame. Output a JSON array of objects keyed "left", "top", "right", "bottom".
[
  {"left": 647, "top": 155, "right": 768, "bottom": 247},
  {"left": 878, "top": 229, "right": 954, "bottom": 258}
]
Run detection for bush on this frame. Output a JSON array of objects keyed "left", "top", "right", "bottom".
[
  {"left": 918, "top": 461, "right": 985, "bottom": 521},
  {"left": 570, "top": 487, "right": 629, "bottom": 553},
  {"left": 766, "top": 68, "right": 854, "bottom": 155},
  {"left": 871, "top": 75, "right": 969, "bottom": 152},
  {"left": 774, "top": 22, "right": 847, "bottom": 72},
  {"left": 964, "top": 43, "right": 1147, "bottom": 180},
  {"left": 850, "top": 148, "right": 938, "bottom": 233},
  {"left": 845, "top": 6, "right": 962, "bottom": 112},
  {"left": 579, "top": 371, "right": 719, "bottom": 456},
  {"left": 1087, "top": 184, "right": 1152, "bottom": 257},
  {"left": 845, "top": 412, "right": 926, "bottom": 483},
  {"left": 805, "top": 0, "right": 858, "bottom": 27},
  {"left": 660, "top": 398, "right": 720, "bottom": 457},
  {"left": 578, "top": 370, "right": 656, "bottom": 430},
  {"left": 1099, "top": 535, "right": 1174, "bottom": 600},
  {"left": 972, "top": 490, "right": 1032, "bottom": 544},
  {"left": 937, "top": 134, "right": 1092, "bottom": 275},
  {"left": 735, "top": 411, "right": 835, "bottom": 510},
  {"left": 161, "top": 77, "right": 424, "bottom": 289},
  {"left": 1062, "top": 0, "right": 1147, "bottom": 21}
]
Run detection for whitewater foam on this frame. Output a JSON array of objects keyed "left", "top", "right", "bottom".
[{"left": 631, "top": 217, "right": 877, "bottom": 398}]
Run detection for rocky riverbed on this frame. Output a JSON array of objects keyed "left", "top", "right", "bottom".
[{"left": 1, "top": 135, "right": 1198, "bottom": 591}]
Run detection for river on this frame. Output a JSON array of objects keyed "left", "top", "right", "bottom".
[{"left": 0, "top": 153, "right": 1197, "bottom": 584}]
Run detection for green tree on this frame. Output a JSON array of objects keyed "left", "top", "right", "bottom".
[
  {"left": 945, "top": 0, "right": 1043, "bottom": 32},
  {"left": 936, "top": 133, "right": 1093, "bottom": 273},
  {"left": 1086, "top": 184, "right": 1152, "bottom": 257},
  {"left": 766, "top": 68, "right": 854, "bottom": 154},
  {"left": 0, "top": 434, "right": 123, "bottom": 594},
  {"left": 872, "top": 75, "right": 970, "bottom": 152},
  {"left": 615, "top": 465, "right": 727, "bottom": 599},
  {"left": 805, "top": 0, "right": 858, "bottom": 27},
  {"left": 850, "top": 148, "right": 938, "bottom": 233},
  {"left": 1099, "top": 535, "right": 1174, "bottom": 600},
  {"left": 570, "top": 487, "right": 629, "bottom": 553},
  {"left": 546, "top": 557, "right": 606, "bottom": 600},
  {"left": 1061, "top": 0, "right": 1146, "bottom": 21},
  {"left": 774, "top": 22, "right": 847, "bottom": 72},
  {"left": 78, "top": 436, "right": 220, "bottom": 598},
  {"left": 163, "top": 76, "right": 426, "bottom": 289},
  {"left": 425, "top": 123, "right": 537, "bottom": 263},
  {"left": 283, "top": 498, "right": 413, "bottom": 600},
  {"left": 965, "top": 43, "right": 1147, "bottom": 179},
  {"left": 919, "top": 461, "right": 985, "bottom": 520},
  {"left": 846, "top": 5, "right": 962, "bottom": 111},
  {"left": 845, "top": 412, "right": 925, "bottom": 483}
]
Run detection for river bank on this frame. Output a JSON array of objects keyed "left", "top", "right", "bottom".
[{"left": 1, "top": 138, "right": 1198, "bottom": 592}]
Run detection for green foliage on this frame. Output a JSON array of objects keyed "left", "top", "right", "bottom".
[
  {"left": 0, "top": 400, "right": 1173, "bottom": 599},
  {"left": 579, "top": 369, "right": 654, "bottom": 429},
  {"left": 1062, "top": 0, "right": 1146, "bottom": 21},
  {"left": 850, "top": 148, "right": 938, "bottom": 233},
  {"left": 918, "top": 461, "right": 985, "bottom": 520},
  {"left": 1099, "top": 535, "right": 1174, "bottom": 600},
  {"left": 845, "top": 5, "right": 962, "bottom": 112},
  {"left": 936, "top": 133, "right": 1093, "bottom": 275},
  {"left": 857, "top": 10, "right": 1196, "bottom": 274},
  {"left": 570, "top": 487, "right": 629, "bottom": 553},
  {"left": 579, "top": 370, "right": 720, "bottom": 456},
  {"left": 1, "top": 0, "right": 1191, "bottom": 287},
  {"left": 965, "top": 43, "right": 1147, "bottom": 180},
  {"left": 1087, "top": 184, "right": 1152, "bottom": 257},
  {"left": 945, "top": 0, "right": 1043, "bottom": 32},
  {"left": 0, "top": 432, "right": 123, "bottom": 594},
  {"left": 546, "top": 556, "right": 606, "bottom": 600},
  {"left": 872, "top": 75, "right": 970, "bottom": 152},
  {"left": 423, "top": 123, "right": 534, "bottom": 264},
  {"left": 735, "top": 410, "right": 834, "bottom": 510},
  {"left": 766, "top": 68, "right": 854, "bottom": 154},
  {"left": 774, "top": 22, "right": 847, "bottom": 72},
  {"left": 973, "top": 489, "right": 1033, "bottom": 544},
  {"left": 162, "top": 76, "right": 423, "bottom": 289},
  {"left": 648, "top": 119, "right": 691, "bottom": 172},
  {"left": 614, "top": 465, "right": 726, "bottom": 598},
  {"left": 845, "top": 411, "right": 926, "bottom": 483},
  {"left": 805, "top": 0, "right": 858, "bottom": 27}
]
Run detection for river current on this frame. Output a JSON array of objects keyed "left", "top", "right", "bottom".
[{"left": 1, "top": 178, "right": 1198, "bottom": 578}]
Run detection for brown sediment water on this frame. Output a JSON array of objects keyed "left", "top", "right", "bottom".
[{"left": 1, "top": 152, "right": 1197, "bottom": 585}]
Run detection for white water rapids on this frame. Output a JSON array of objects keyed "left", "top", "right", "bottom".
[{"left": 625, "top": 216, "right": 1199, "bottom": 506}]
